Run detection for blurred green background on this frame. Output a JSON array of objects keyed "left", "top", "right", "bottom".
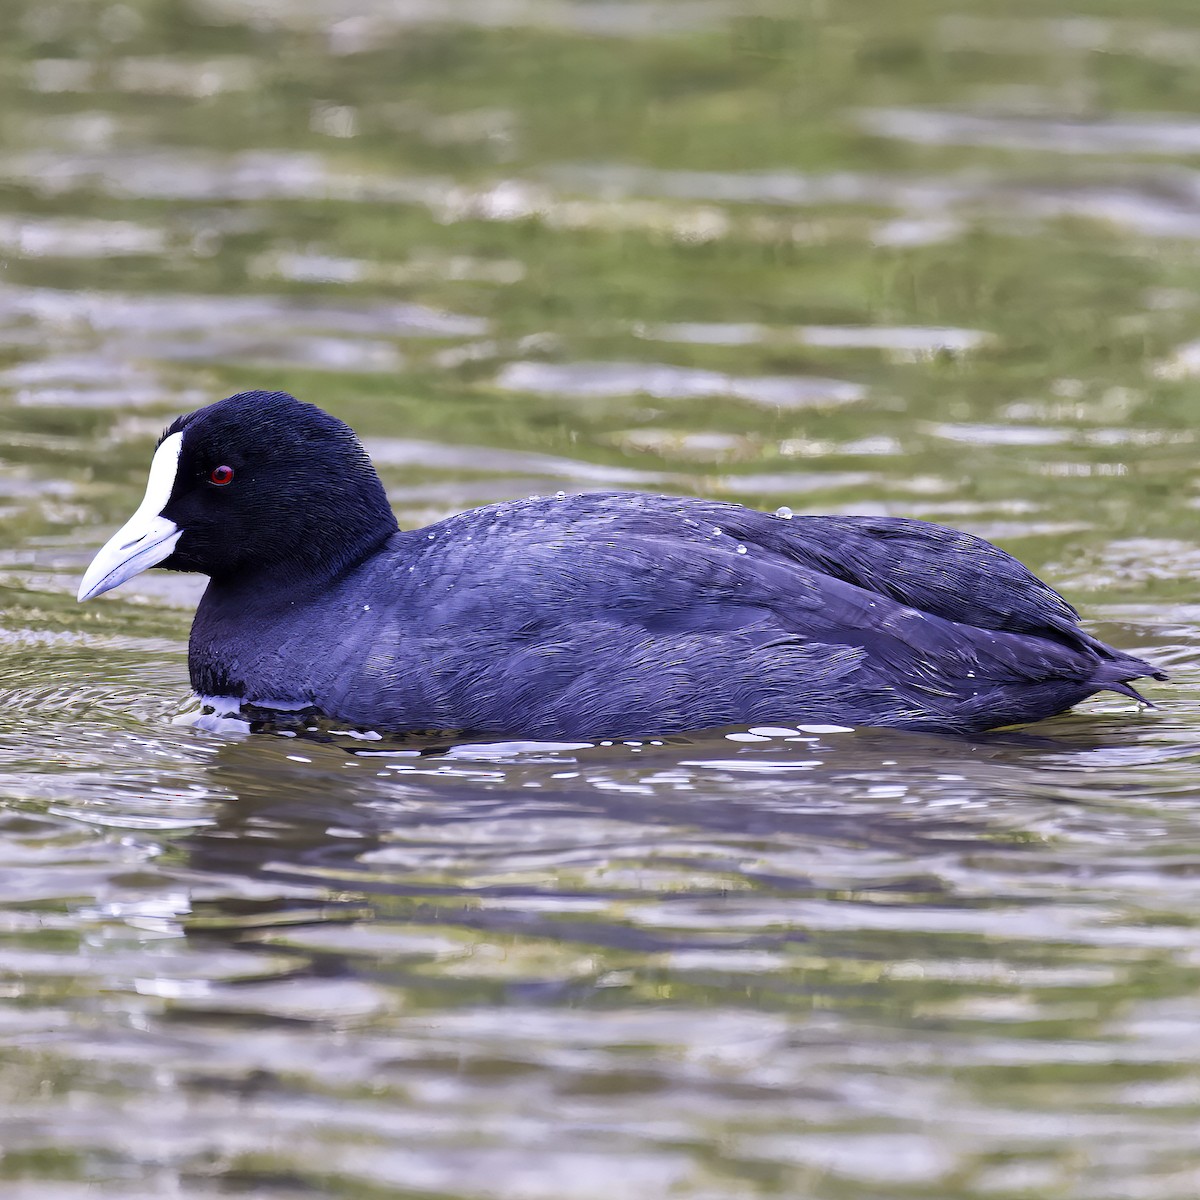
[{"left": 3, "top": 2, "right": 1200, "bottom": 1198}]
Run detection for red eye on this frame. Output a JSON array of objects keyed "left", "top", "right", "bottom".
[{"left": 210, "top": 465, "right": 234, "bottom": 486}]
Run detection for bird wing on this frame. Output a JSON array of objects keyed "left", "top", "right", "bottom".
[
  {"left": 413, "top": 495, "right": 1088, "bottom": 667},
  {"left": 688, "top": 507, "right": 1091, "bottom": 650}
]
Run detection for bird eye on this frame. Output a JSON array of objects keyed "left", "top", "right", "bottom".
[{"left": 209, "top": 465, "right": 235, "bottom": 486}]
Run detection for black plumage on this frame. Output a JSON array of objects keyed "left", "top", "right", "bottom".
[{"left": 83, "top": 391, "right": 1165, "bottom": 739}]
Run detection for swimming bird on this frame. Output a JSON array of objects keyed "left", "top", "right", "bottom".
[{"left": 78, "top": 390, "right": 1164, "bottom": 739}]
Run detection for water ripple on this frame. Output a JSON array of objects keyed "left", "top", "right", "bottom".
[{"left": 495, "top": 361, "right": 866, "bottom": 407}]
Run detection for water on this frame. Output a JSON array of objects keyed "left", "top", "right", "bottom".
[{"left": 2, "top": 0, "right": 1200, "bottom": 1195}]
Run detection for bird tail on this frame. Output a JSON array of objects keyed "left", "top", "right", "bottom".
[
  {"left": 1105, "top": 680, "right": 1154, "bottom": 706},
  {"left": 1093, "top": 650, "right": 1167, "bottom": 708}
]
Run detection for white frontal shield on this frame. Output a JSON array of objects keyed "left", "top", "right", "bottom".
[{"left": 77, "top": 432, "right": 185, "bottom": 602}]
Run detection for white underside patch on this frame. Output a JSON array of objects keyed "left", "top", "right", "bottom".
[
  {"left": 197, "top": 694, "right": 316, "bottom": 714},
  {"left": 185, "top": 693, "right": 322, "bottom": 736}
]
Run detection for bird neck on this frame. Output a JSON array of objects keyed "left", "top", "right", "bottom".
[{"left": 213, "top": 507, "right": 399, "bottom": 604}]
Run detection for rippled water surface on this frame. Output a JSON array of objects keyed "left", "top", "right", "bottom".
[{"left": 4, "top": 1, "right": 1200, "bottom": 1196}]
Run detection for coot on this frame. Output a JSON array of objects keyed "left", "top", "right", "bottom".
[{"left": 78, "top": 390, "right": 1164, "bottom": 738}]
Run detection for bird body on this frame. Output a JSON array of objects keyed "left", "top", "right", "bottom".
[{"left": 79, "top": 392, "right": 1163, "bottom": 739}]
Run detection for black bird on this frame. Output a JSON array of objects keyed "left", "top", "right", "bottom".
[{"left": 78, "top": 390, "right": 1164, "bottom": 739}]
